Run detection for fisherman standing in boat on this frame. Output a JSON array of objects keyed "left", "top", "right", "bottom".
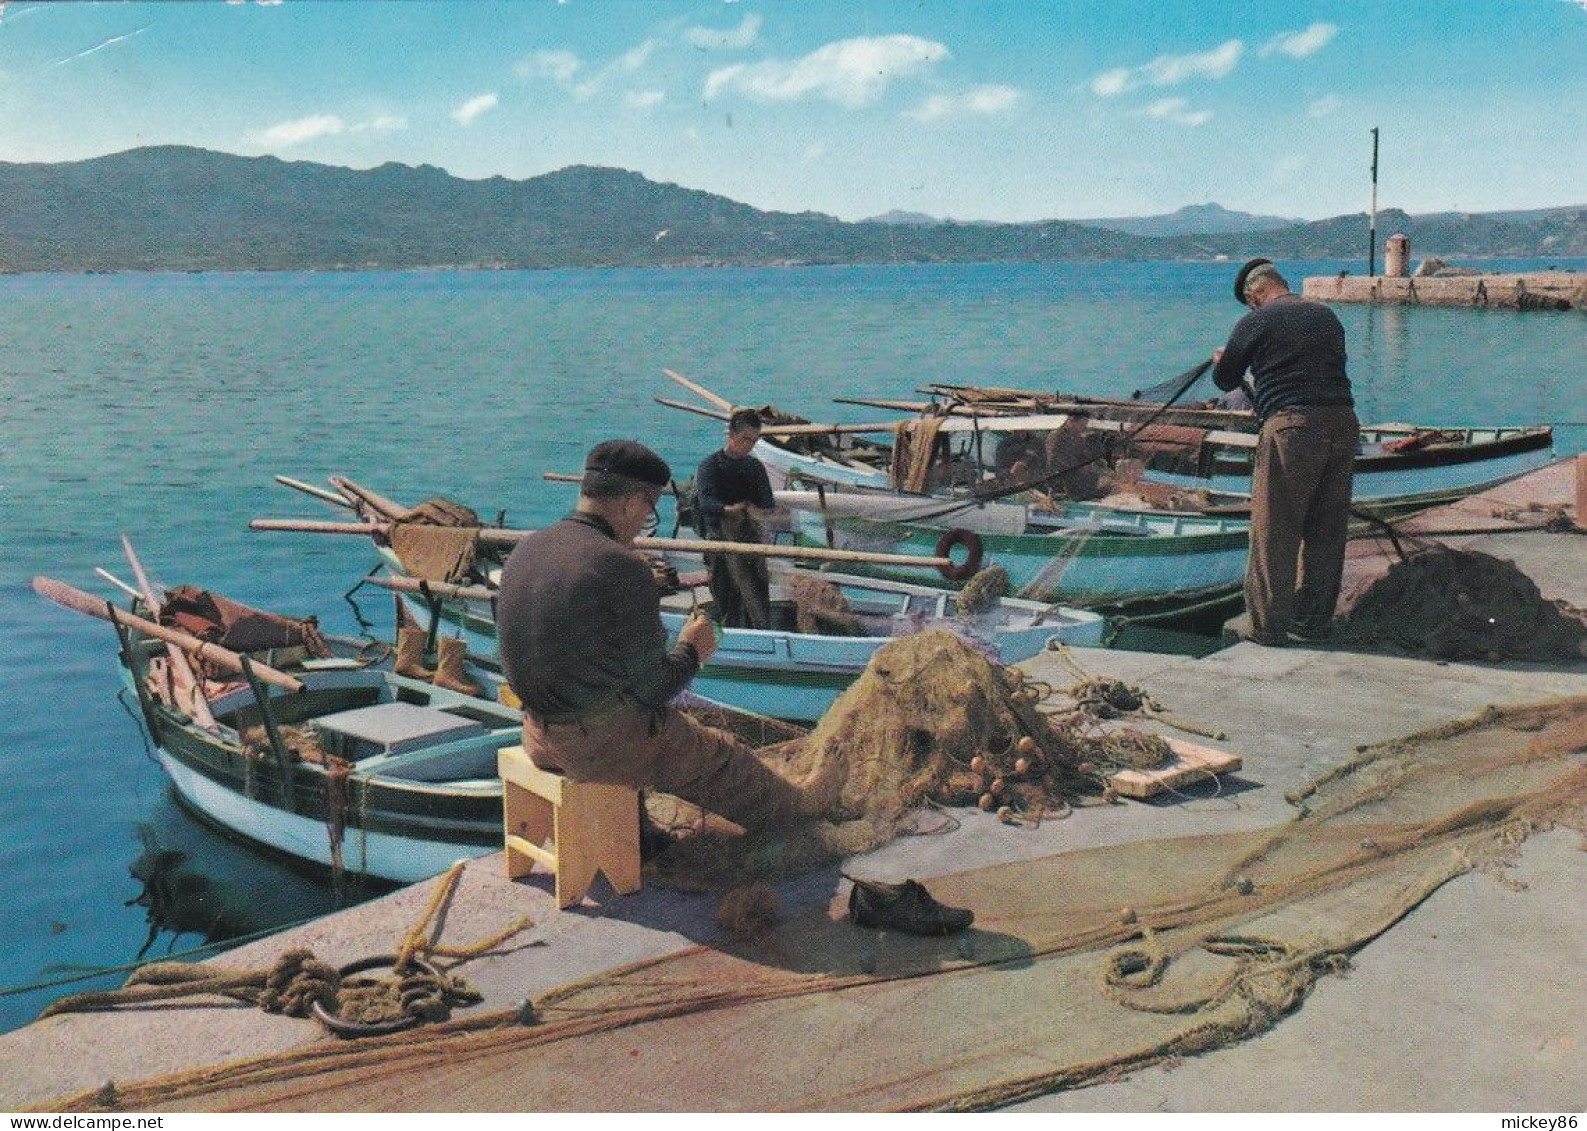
[
  {"left": 695, "top": 408, "right": 778, "bottom": 629},
  {"left": 1214, "top": 258, "right": 1359, "bottom": 646},
  {"left": 495, "top": 439, "right": 833, "bottom": 834}
]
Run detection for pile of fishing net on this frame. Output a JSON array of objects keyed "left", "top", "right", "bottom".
[
  {"left": 651, "top": 631, "right": 1172, "bottom": 882},
  {"left": 1340, "top": 547, "right": 1587, "bottom": 661}
]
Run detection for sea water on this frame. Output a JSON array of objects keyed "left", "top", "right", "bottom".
[{"left": 0, "top": 260, "right": 1582, "bottom": 1032}]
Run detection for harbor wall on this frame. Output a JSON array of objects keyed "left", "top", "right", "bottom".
[{"left": 1303, "top": 271, "right": 1584, "bottom": 311}]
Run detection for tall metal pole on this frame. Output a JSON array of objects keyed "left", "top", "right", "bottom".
[{"left": 1368, "top": 127, "right": 1380, "bottom": 278}]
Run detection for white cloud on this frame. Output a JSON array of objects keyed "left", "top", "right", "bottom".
[
  {"left": 1142, "top": 40, "right": 1243, "bottom": 85},
  {"left": 1308, "top": 94, "right": 1342, "bottom": 118},
  {"left": 519, "top": 41, "right": 655, "bottom": 101},
  {"left": 905, "top": 84, "right": 1023, "bottom": 122},
  {"left": 260, "top": 114, "right": 344, "bottom": 145},
  {"left": 257, "top": 112, "right": 405, "bottom": 145},
  {"left": 1090, "top": 68, "right": 1131, "bottom": 98},
  {"left": 704, "top": 35, "right": 950, "bottom": 108},
  {"left": 1133, "top": 97, "right": 1213, "bottom": 127},
  {"left": 1091, "top": 39, "right": 1242, "bottom": 97},
  {"left": 516, "top": 49, "right": 581, "bottom": 85},
  {"left": 451, "top": 93, "right": 498, "bottom": 126},
  {"left": 1261, "top": 23, "right": 1338, "bottom": 59},
  {"left": 615, "top": 40, "right": 655, "bottom": 73},
  {"left": 624, "top": 89, "right": 665, "bottom": 109},
  {"left": 352, "top": 115, "right": 406, "bottom": 135},
  {"left": 684, "top": 13, "right": 762, "bottom": 50}
]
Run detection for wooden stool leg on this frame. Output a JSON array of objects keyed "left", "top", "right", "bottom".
[
  {"left": 553, "top": 781, "right": 642, "bottom": 908},
  {"left": 503, "top": 778, "right": 554, "bottom": 880},
  {"left": 594, "top": 785, "right": 642, "bottom": 896}
]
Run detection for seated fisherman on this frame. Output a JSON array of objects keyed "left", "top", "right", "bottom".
[
  {"left": 695, "top": 408, "right": 778, "bottom": 629},
  {"left": 495, "top": 439, "right": 831, "bottom": 832}
]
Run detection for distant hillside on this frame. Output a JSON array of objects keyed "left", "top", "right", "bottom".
[
  {"left": 1070, "top": 203, "right": 1304, "bottom": 238},
  {"left": 0, "top": 147, "right": 1581, "bottom": 272},
  {"left": 1190, "top": 206, "right": 1587, "bottom": 261}
]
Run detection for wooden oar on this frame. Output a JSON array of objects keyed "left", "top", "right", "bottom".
[
  {"left": 654, "top": 398, "right": 905, "bottom": 437},
  {"left": 655, "top": 396, "right": 730, "bottom": 422},
  {"left": 251, "top": 518, "right": 387, "bottom": 536},
  {"left": 122, "top": 536, "right": 219, "bottom": 732},
  {"left": 366, "top": 575, "right": 497, "bottom": 602},
  {"left": 329, "top": 476, "right": 413, "bottom": 520},
  {"left": 275, "top": 475, "right": 356, "bottom": 509},
  {"left": 249, "top": 517, "right": 964, "bottom": 573},
  {"left": 32, "top": 576, "right": 304, "bottom": 693},
  {"left": 94, "top": 568, "right": 143, "bottom": 601},
  {"left": 662, "top": 368, "right": 734, "bottom": 411}
]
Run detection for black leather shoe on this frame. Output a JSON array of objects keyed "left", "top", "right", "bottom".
[{"left": 846, "top": 876, "right": 974, "bottom": 936}]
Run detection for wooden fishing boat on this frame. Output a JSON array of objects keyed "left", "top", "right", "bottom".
[
  {"left": 913, "top": 384, "right": 1557, "bottom": 511},
  {"left": 1139, "top": 423, "right": 1558, "bottom": 511},
  {"left": 34, "top": 572, "right": 801, "bottom": 882},
  {"left": 653, "top": 374, "right": 1251, "bottom": 612},
  {"left": 253, "top": 475, "right": 1107, "bottom": 722},
  {"left": 660, "top": 368, "right": 1553, "bottom": 518},
  {"left": 785, "top": 500, "right": 1251, "bottom": 611},
  {"left": 372, "top": 560, "right": 1107, "bottom": 724},
  {"left": 35, "top": 574, "right": 522, "bottom": 883}
]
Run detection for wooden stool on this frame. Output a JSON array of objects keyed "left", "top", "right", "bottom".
[{"left": 497, "top": 745, "right": 642, "bottom": 909}]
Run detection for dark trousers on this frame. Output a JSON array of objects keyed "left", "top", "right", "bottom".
[
  {"left": 705, "top": 511, "right": 772, "bottom": 629},
  {"left": 522, "top": 706, "right": 808, "bottom": 831},
  {"left": 1247, "top": 405, "right": 1359, "bottom": 639}
]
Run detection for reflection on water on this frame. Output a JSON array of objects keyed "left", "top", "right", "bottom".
[{"left": 125, "top": 823, "right": 260, "bottom": 958}]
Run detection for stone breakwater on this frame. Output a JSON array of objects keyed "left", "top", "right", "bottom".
[{"left": 1304, "top": 271, "right": 1584, "bottom": 311}]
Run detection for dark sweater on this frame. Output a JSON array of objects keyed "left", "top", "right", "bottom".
[
  {"left": 695, "top": 448, "right": 775, "bottom": 535},
  {"left": 495, "top": 512, "right": 697, "bottom": 721},
  {"left": 1213, "top": 294, "right": 1353, "bottom": 422}
]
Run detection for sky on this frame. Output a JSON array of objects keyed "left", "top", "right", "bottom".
[{"left": 0, "top": 0, "right": 1583, "bottom": 223}]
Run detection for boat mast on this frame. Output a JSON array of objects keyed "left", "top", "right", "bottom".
[{"left": 1367, "top": 126, "right": 1380, "bottom": 277}]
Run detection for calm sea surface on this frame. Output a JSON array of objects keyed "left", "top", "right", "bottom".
[{"left": 1, "top": 260, "right": 1582, "bottom": 1032}]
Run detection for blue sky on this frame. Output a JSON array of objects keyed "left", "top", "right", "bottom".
[{"left": 0, "top": 0, "right": 1582, "bottom": 222}]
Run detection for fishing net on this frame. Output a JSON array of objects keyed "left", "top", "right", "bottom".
[
  {"left": 955, "top": 565, "right": 1010, "bottom": 615},
  {"left": 784, "top": 572, "right": 862, "bottom": 636},
  {"left": 649, "top": 632, "right": 1163, "bottom": 881},
  {"left": 890, "top": 417, "right": 947, "bottom": 493},
  {"left": 1339, "top": 547, "right": 1587, "bottom": 661},
  {"left": 51, "top": 694, "right": 1587, "bottom": 1113}
]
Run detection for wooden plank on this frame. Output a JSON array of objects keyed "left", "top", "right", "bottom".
[{"left": 1106, "top": 738, "right": 1242, "bottom": 799}]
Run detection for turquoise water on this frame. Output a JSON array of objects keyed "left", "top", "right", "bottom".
[{"left": 1, "top": 261, "right": 1582, "bottom": 1032}]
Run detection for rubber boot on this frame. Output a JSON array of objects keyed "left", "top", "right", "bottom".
[
  {"left": 432, "top": 636, "right": 483, "bottom": 698},
  {"left": 394, "top": 626, "right": 435, "bottom": 681}
]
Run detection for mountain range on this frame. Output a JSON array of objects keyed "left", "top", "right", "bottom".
[{"left": 1, "top": 146, "right": 1582, "bottom": 273}]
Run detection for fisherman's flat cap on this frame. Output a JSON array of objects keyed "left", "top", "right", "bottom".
[
  {"left": 584, "top": 439, "right": 672, "bottom": 487},
  {"left": 1233, "top": 257, "right": 1274, "bottom": 303}
]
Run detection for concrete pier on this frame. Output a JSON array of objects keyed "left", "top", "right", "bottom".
[
  {"left": 1304, "top": 270, "right": 1584, "bottom": 310},
  {"left": 0, "top": 462, "right": 1582, "bottom": 1112}
]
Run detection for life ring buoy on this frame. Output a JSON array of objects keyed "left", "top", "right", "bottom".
[{"left": 934, "top": 527, "right": 984, "bottom": 582}]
